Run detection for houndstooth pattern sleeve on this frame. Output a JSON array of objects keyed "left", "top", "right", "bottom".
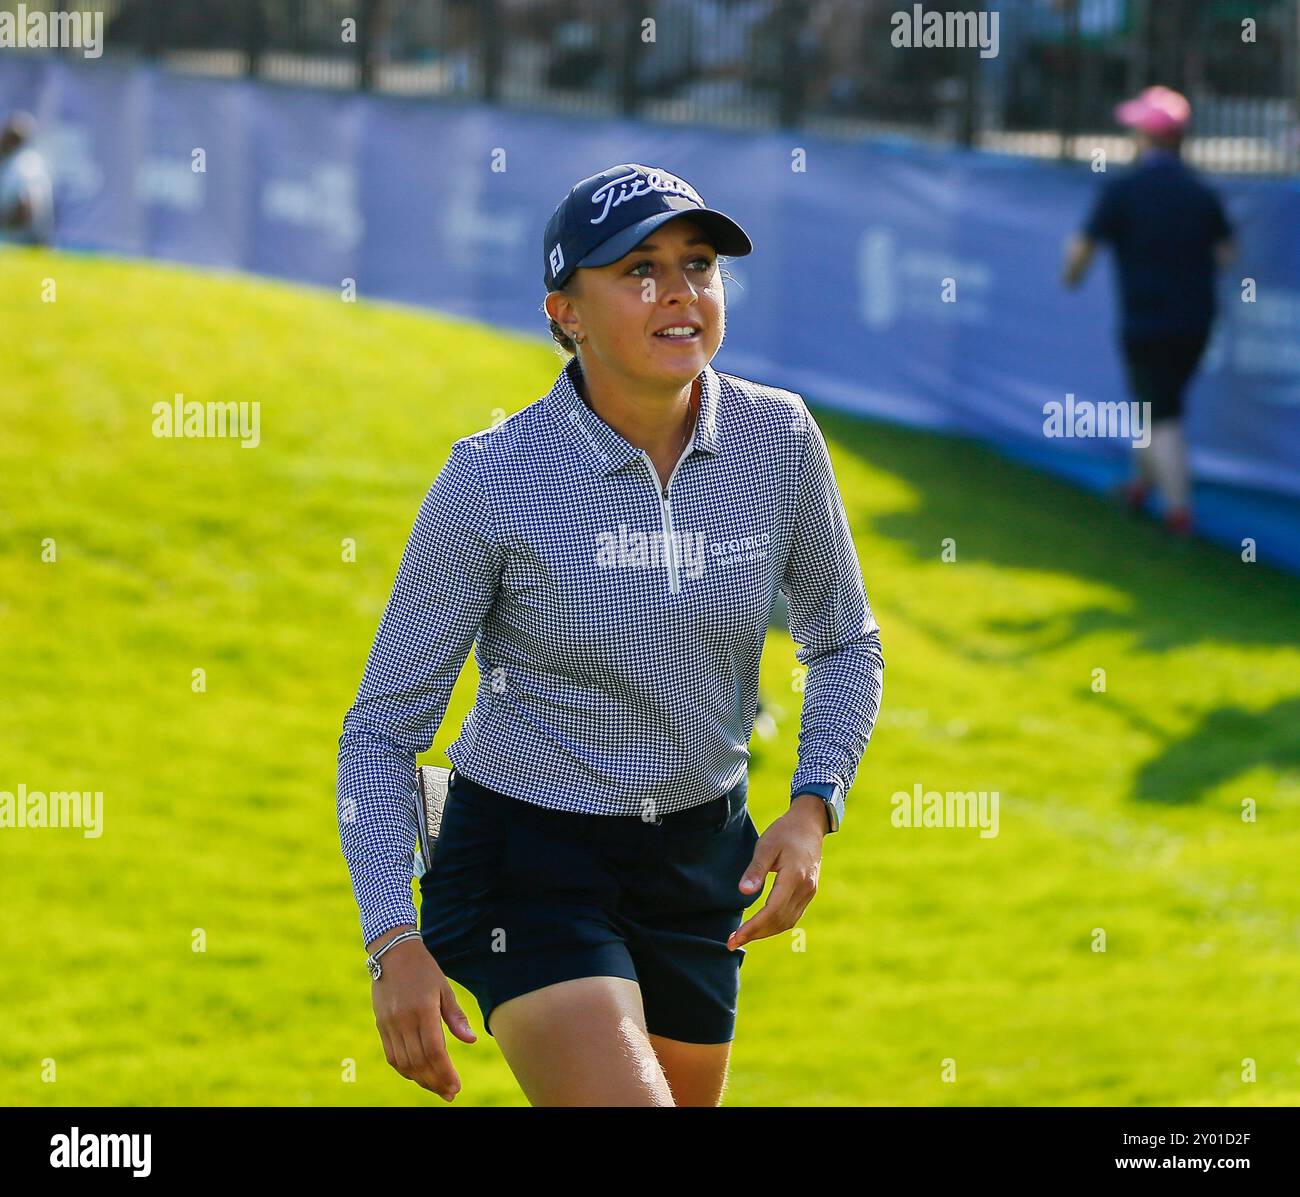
[
  {"left": 781, "top": 404, "right": 885, "bottom": 804},
  {"left": 337, "top": 439, "right": 504, "bottom": 948}
]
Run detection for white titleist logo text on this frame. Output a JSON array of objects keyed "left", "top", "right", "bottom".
[{"left": 588, "top": 169, "right": 703, "bottom": 226}]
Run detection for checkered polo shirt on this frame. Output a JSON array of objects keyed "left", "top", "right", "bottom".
[{"left": 338, "top": 356, "right": 884, "bottom": 947}]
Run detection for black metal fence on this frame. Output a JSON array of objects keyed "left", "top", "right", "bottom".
[{"left": 3, "top": 0, "right": 1298, "bottom": 172}]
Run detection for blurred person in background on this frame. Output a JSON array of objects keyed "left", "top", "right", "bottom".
[
  {"left": 979, "top": 0, "right": 1037, "bottom": 134},
  {"left": 635, "top": 0, "right": 699, "bottom": 98},
  {"left": 800, "top": 0, "right": 871, "bottom": 117},
  {"left": 439, "top": 0, "right": 479, "bottom": 90},
  {"left": 1062, "top": 85, "right": 1236, "bottom": 540},
  {"left": 0, "top": 111, "right": 54, "bottom": 248},
  {"left": 678, "top": 0, "right": 774, "bottom": 109},
  {"left": 542, "top": 2, "right": 607, "bottom": 92}
]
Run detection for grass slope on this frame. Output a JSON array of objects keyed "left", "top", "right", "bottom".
[{"left": 2, "top": 248, "right": 1298, "bottom": 1106}]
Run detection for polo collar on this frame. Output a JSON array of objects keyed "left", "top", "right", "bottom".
[{"left": 544, "top": 356, "right": 722, "bottom": 477}]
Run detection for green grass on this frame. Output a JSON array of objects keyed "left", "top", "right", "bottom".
[{"left": 2, "top": 247, "right": 1298, "bottom": 1106}]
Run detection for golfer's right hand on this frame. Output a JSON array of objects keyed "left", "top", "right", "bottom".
[{"left": 368, "top": 926, "right": 477, "bottom": 1101}]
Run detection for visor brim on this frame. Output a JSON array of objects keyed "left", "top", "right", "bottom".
[{"left": 575, "top": 208, "right": 753, "bottom": 272}]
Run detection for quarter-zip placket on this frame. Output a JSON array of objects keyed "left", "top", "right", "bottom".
[{"left": 640, "top": 432, "right": 695, "bottom": 595}]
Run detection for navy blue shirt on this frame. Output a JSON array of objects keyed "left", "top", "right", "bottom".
[{"left": 1083, "top": 149, "right": 1233, "bottom": 339}]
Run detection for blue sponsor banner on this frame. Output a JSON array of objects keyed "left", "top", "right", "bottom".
[{"left": 3, "top": 56, "right": 1297, "bottom": 570}]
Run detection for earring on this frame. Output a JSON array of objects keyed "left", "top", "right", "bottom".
[{"left": 574, "top": 332, "right": 586, "bottom": 345}]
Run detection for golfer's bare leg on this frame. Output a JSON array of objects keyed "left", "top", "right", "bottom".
[
  {"left": 648, "top": 1034, "right": 733, "bottom": 1107},
  {"left": 489, "top": 976, "right": 675, "bottom": 1106}
]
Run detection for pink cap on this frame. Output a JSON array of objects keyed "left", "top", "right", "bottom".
[{"left": 1115, "top": 86, "right": 1191, "bottom": 139}]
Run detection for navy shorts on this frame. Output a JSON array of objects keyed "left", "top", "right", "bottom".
[
  {"left": 1121, "top": 330, "right": 1210, "bottom": 423},
  {"left": 418, "top": 768, "right": 762, "bottom": 1044}
]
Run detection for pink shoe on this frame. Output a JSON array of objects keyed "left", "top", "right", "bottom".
[
  {"left": 1117, "top": 480, "right": 1149, "bottom": 515},
  {"left": 1164, "top": 508, "right": 1193, "bottom": 539}
]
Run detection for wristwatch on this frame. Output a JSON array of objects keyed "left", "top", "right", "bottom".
[{"left": 792, "top": 782, "right": 844, "bottom": 833}]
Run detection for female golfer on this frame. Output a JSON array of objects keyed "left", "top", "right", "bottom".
[{"left": 337, "top": 163, "right": 884, "bottom": 1106}]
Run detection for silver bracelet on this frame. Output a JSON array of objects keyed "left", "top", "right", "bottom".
[{"left": 366, "top": 929, "right": 423, "bottom": 981}]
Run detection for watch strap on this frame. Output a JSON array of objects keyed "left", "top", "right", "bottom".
[{"left": 792, "top": 782, "right": 844, "bottom": 832}]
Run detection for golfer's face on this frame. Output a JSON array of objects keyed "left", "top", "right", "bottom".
[{"left": 579, "top": 216, "right": 725, "bottom": 387}]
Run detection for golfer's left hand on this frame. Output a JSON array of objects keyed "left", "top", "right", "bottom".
[{"left": 727, "top": 795, "right": 826, "bottom": 950}]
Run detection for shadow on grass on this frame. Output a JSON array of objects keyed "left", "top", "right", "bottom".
[
  {"left": 810, "top": 407, "right": 1300, "bottom": 811},
  {"left": 1129, "top": 697, "right": 1300, "bottom": 807},
  {"left": 817, "top": 408, "right": 1300, "bottom": 657}
]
